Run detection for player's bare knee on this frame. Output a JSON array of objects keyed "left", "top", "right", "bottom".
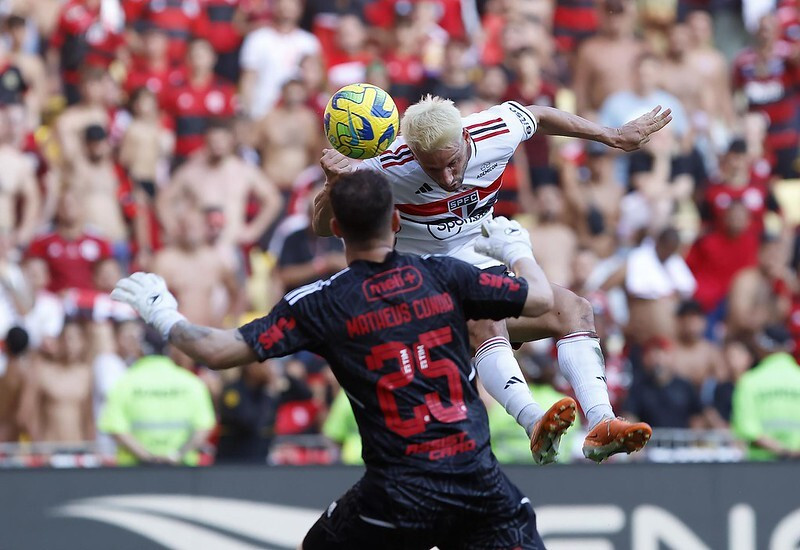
[
  {"left": 555, "top": 290, "right": 595, "bottom": 336},
  {"left": 468, "top": 319, "right": 509, "bottom": 350}
]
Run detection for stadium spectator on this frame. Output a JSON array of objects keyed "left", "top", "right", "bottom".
[
  {"left": 701, "top": 138, "right": 778, "bottom": 238},
  {"left": 158, "top": 119, "right": 282, "bottom": 248},
  {"left": 118, "top": 87, "right": 174, "bottom": 262},
  {"left": 49, "top": 0, "right": 125, "bottom": 105},
  {"left": 67, "top": 125, "right": 130, "bottom": 258},
  {"left": 151, "top": 208, "right": 241, "bottom": 329},
  {"left": 274, "top": 210, "right": 346, "bottom": 293},
  {"left": 322, "top": 388, "right": 362, "bottom": 465},
  {"left": 92, "top": 319, "right": 146, "bottom": 457},
  {"left": 424, "top": 38, "right": 474, "bottom": 105},
  {"left": 163, "top": 39, "right": 237, "bottom": 164},
  {"left": 239, "top": 0, "right": 321, "bottom": 117},
  {"left": 526, "top": 181, "right": 577, "bottom": 287},
  {"left": 123, "top": 26, "right": 185, "bottom": 103},
  {"left": 198, "top": 0, "right": 244, "bottom": 83},
  {"left": 55, "top": 67, "right": 110, "bottom": 168},
  {"left": 99, "top": 354, "right": 215, "bottom": 465},
  {"left": 0, "top": 231, "right": 31, "bottom": 339},
  {"left": 325, "top": 14, "right": 372, "bottom": 89},
  {"left": 685, "top": 10, "right": 736, "bottom": 136},
  {"left": 255, "top": 79, "right": 321, "bottom": 193},
  {"left": 599, "top": 51, "right": 689, "bottom": 184},
  {"left": 573, "top": 0, "right": 643, "bottom": 117},
  {"left": 299, "top": 53, "right": 331, "bottom": 117},
  {"left": 626, "top": 124, "right": 694, "bottom": 234},
  {"left": 19, "top": 257, "right": 63, "bottom": 350},
  {"left": 462, "top": 65, "right": 509, "bottom": 115},
  {"left": 124, "top": 0, "right": 207, "bottom": 65},
  {"left": 0, "top": 326, "right": 29, "bottom": 442},
  {"left": 19, "top": 318, "right": 94, "bottom": 443},
  {"left": 216, "top": 361, "right": 281, "bottom": 464},
  {"left": 659, "top": 24, "right": 707, "bottom": 138},
  {"left": 671, "top": 300, "right": 726, "bottom": 391},
  {"left": 732, "top": 325, "right": 800, "bottom": 460},
  {"left": 0, "top": 108, "right": 40, "bottom": 249},
  {"left": 704, "top": 338, "right": 754, "bottom": 426},
  {"left": 26, "top": 188, "right": 113, "bottom": 293},
  {"left": 559, "top": 146, "right": 623, "bottom": 259},
  {"left": 552, "top": 0, "right": 598, "bottom": 55},
  {"left": 6, "top": 15, "right": 47, "bottom": 128},
  {"left": 624, "top": 337, "right": 705, "bottom": 429},
  {"left": 625, "top": 227, "right": 697, "bottom": 344},
  {"left": 505, "top": 48, "right": 558, "bottom": 189},
  {"left": 733, "top": 14, "right": 799, "bottom": 178},
  {"left": 687, "top": 201, "right": 760, "bottom": 316},
  {"left": 726, "top": 234, "right": 794, "bottom": 345},
  {"left": 384, "top": 15, "right": 425, "bottom": 114}
]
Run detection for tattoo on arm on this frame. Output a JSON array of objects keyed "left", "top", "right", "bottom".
[{"left": 169, "top": 321, "right": 212, "bottom": 344}]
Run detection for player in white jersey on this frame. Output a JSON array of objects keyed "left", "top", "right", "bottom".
[{"left": 314, "top": 95, "right": 671, "bottom": 463}]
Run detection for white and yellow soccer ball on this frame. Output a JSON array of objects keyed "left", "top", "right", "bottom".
[{"left": 323, "top": 83, "right": 399, "bottom": 159}]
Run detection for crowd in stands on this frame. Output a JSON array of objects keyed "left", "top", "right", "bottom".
[{"left": 1, "top": 0, "right": 800, "bottom": 466}]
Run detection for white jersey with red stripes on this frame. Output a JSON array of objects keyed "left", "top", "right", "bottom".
[{"left": 360, "top": 101, "right": 537, "bottom": 267}]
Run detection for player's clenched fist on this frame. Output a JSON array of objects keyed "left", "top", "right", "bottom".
[
  {"left": 110, "top": 272, "right": 186, "bottom": 339},
  {"left": 320, "top": 148, "right": 359, "bottom": 184},
  {"left": 475, "top": 217, "right": 536, "bottom": 267}
]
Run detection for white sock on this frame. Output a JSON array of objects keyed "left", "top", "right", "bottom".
[
  {"left": 556, "top": 332, "right": 614, "bottom": 429},
  {"left": 475, "top": 336, "right": 544, "bottom": 436}
]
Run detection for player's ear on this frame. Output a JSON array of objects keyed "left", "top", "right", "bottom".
[
  {"left": 391, "top": 209, "right": 401, "bottom": 233},
  {"left": 462, "top": 128, "right": 470, "bottom": 142},
  {"left": 330, "top": 218, "right": 343, "bottom": 238}
]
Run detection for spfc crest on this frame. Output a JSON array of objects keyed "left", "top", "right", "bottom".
[{"left": 447, "top": 191, "right": 479, "bottom": 219}]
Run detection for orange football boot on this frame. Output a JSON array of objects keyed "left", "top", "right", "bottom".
[
  {"left": 529, "top": 397, "right": 577, "bottom": 465},
  {"left": 582, "top": 417, "right": 652, "bottom": 463}
]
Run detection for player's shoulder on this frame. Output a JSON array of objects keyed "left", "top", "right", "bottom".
[
  {"left": 364, "top": 136, "right": 414, "bottom": 174},
  {"left": 282, "top": 267, "right": 353, "bottom": 307},
  {"left": 464, "top": 101, "right": 536, "bottom": 144},
  {"left": 413, "top": 253, "right": 476, "bottom": 277}
]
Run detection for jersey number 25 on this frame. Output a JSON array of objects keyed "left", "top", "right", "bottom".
[{"left": 366, "top": 327, "right": 467, "bottom": 438}]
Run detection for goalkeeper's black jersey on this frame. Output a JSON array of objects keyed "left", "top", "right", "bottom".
[{"left": 239, "top": 251, "right": 528, "bottom": 477}]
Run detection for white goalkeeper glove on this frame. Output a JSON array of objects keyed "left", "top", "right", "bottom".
[
  {"left": 110, "top": 272, "right": 186, "bottom": 340},
  {"left": 474, "top": 216, "right": 535, "bottom": 267}
]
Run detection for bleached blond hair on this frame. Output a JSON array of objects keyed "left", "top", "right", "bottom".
[{"left": 401, "top": 95, "right": 463, "bottom": 153}]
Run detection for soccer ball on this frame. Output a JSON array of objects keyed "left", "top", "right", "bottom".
[{"left": 324, "top": 83, "right": 399, "bottom": 159}]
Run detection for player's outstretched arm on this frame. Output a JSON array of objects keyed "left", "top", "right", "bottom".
[
  {"left": 313, "top": 149, "right": 360, "bottom": 237},
  {"left": 111, "top": 273, "right": 257, "bottom": 369},
  {"left": 474, "top": 217, "right": 554, "bottom": 317},
  {"left": 527, "top": 104, "right": 672, "bottom": 153}
]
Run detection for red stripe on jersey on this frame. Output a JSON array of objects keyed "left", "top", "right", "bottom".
[
  {"left": 380, "top": 144, "right": 409, "bottom": 159},
  {"left": 472, "top": 128, "right": 510, "bottom": 142},
  {"left": 466, "top": 117, "right": 503, "bottom": 130},
  {"left": 382, "top": 156, "right": 416, "bottom": 169},
  {"left": 396, "top": 174, "right": 504, "bottom": 217}
]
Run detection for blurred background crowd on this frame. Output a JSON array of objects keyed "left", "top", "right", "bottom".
[{"left": 1, "top": 0, "right": 800, "bottom": 467}]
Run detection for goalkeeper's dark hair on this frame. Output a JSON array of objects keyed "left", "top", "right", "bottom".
[{"left": 329, "top": 170, "right": 394, "bottom": 242}]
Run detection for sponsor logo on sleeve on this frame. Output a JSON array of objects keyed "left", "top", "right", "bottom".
[
  {"left": 507, "top": 102, "right": 535, "bottom": 138},
  {"left": 258, "top": 317, "right": 296, "bottom": 350}
]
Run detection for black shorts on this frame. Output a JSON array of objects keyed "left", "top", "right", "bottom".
[{"left": 302, "top": 469, "right": 545, "bottom": 550}]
